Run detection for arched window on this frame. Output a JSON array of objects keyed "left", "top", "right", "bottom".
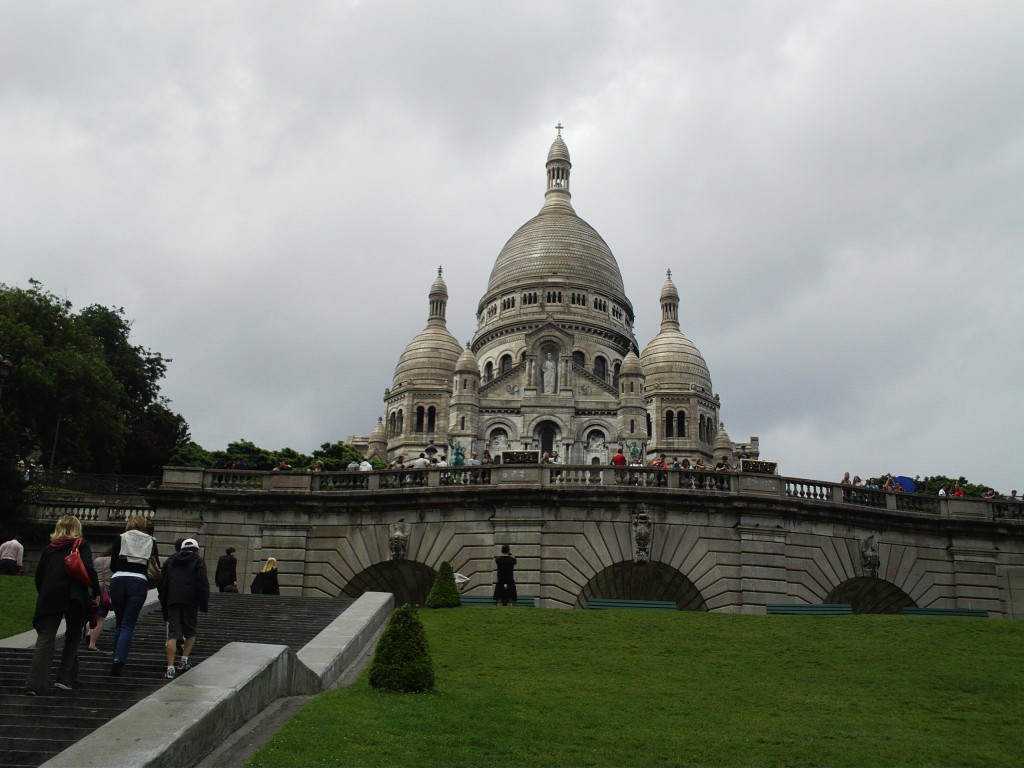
[
  {"left": 500, "top": 354, "right": 512, "bottom": 374},
  {"left": 613, "top": 362, "right": 621, "bottom": 388},
  {"left": 484, "top": 361, "right": 493, "bottom": 381},
  {"left": 415, "top": 406, "right": 425, "bottom": 433},
  {"left": 397, "top": 409, "right": 403, "bottom": 434},
  {"left": 665, "top": 410, "right": 675, "bottom": 438},
  {"left": 699, "top": 415, "right": 706, "bottom": 442},
  {"left": 646, "top": 413, "right": 653, "bottom": 437},
  {"left": 460, "top": 416, "right": 465, "bottom": 430},
  {"left": 388, "top": 412, "right": 397, "bottom": 437},
  {"left": 594, "top": 356, "right": 607, "bottom": 381},
  {"left": 427, "top": 406, "right": 437, "bottom": 433},
  {"left": 573, "top": 351, "right": 585, "bottom": 368},
  {"left": 678, "top": 412, "right": 687, "bottom": 438}
]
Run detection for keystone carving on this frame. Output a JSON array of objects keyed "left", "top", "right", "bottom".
[
  {"left": 860, "top": 534, "right": 880, "bottom": 578},
  {"left": 389, "top": 518, "right": 410, "bottom": 561},
  {"left": 632, "top": 504, "right": 653, "bottom": 564}
]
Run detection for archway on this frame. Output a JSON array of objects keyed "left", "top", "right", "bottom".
[
  {"left": 343, "top": 560, "right": 436, "bottom": 606},
  {"left": 536, "top": 420, "right": 559, "bottom": 455},
  {"left": 826, "top": 577, "right": 915, "bottom": 614},
  {"left": 577, "top": 561, "right": 707, "bottom": 610}
]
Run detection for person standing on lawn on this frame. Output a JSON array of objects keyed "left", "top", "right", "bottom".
[
  {"left": 158, "top": 538, "right": 209, "bottom": 679},
  {"left": 493, "top": 544, "right": 517, "bottom": 606}
]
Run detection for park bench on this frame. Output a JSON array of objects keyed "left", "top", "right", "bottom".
[
  {"left": 901, "top": 607, "right": 989, "bottom": 618},
  {"left": 765, "top": 603, "right": 853, "bottom": 615},
  {"left": 460, "top": 595, "right": 535, "bottom": 607},
  {"left": 587, "top": 598, "right": 677, "bottom": 610}
]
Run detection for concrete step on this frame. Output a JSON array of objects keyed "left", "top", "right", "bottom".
[{"left": 0, "top": 592, "right": 354, "bottom": 767}]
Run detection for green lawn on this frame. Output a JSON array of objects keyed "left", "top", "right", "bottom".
[
  {"left": 0, "top": 575, "right": 37, "bottom": 638},
  {"left": 250, "top": 608, "right": 1024, "bottom": 768}
]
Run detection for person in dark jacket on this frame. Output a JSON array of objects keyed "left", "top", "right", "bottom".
[
  {"left": 157, "top": 537, "right": 209, "bottom": 679},
  {"left": 250, "top": 556, "right": 280, "bottom": 595},
  {"left": 214, "top": 546, "right": 238, "bottom": 592},
  {"left": 25, "top": 515, "right": 100, "bottom": 695}
]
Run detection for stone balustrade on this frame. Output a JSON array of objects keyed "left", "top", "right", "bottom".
[{"left": 144, "top": 465, "right": 1021, "bottom": 523}]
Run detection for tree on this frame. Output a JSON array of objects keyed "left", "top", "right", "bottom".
[
  {"left": 425, "top": 561, "right": 461, "bottom": 608},
  {"left": 368, "top": 604, "right": 435, "bottom": 692},
  {"left": 0, "top": 281, "right": 187, "bottom": 475}
]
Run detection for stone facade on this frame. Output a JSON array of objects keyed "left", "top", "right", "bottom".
[
  {"left": 380, "top": 130, "right": 758, "bottom": 465},
  {"left": 136, "top": 467, "right": 1024, "bottom": 618}
]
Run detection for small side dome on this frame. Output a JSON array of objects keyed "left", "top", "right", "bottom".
[
  {"left": 455, "top": 344, "right": 479, "bottom": 374},
  {"left": 547, "top": 135, "right": 571, "bottom": 164},
  {"left": 392, "top": 269, "right": 464, "bottom": 388},
  {"left": 620, "top": 349, "right": 644, "bottom": 377},
  {"left": 640, "top": 330, "right": 712, "bottom": 393},
  {"left": 714, "top": 423, "right": 732, "bottom": 455},
  {"left": 370, "top": 416, "right": 387, "bottom": 443}
]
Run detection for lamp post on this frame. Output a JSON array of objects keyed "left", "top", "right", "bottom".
[{"left": 0, "top": 353, "right": 11, "bottom": 403}]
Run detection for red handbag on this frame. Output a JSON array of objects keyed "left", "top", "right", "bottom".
[{"left": 64, "top": 538, "right": 92, "bottom": 588}]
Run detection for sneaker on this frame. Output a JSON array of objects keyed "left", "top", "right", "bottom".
[
  {"left": 24, "top": 689, "right": 39, "bottom": 697},
  {"left": 54, "top": 682, "right": 73, "bottom": 691},
  {"left": 165, "top": 666, "right": 176, "bottom": 679},
  {"left": 177, "top": 660, "right": 193, "bottom": 674}
]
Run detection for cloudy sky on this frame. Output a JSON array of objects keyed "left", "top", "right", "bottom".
[{"left": 2, "top": 1, "right": 1021, "bottom": 492}]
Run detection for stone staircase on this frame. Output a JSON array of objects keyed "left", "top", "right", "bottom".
[{"left": 0, "top": 592, "right": 354, "bottom": 768}]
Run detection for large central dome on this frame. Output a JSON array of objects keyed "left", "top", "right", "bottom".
[{"left": 482, "top": 134, "right": 629, "bottom": 309}]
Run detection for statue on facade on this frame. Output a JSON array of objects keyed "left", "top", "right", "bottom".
[
  {"left": 389, "top": 518, "right": 410, "bottom": 561},
  {"left": 627, "top": 441, "right": 643, "bottom": 464},
  {"left": 541, "top": 353, "right": 556, "bottom": 393},
  {"left": 632, "top": 504, "right": 652, "bottom": 563},
  {"left": 860, "top": 535, "right": 880, "bottom": 578},
  {"left": 448, "top": 437, "right": 465, "bottom": 467}
]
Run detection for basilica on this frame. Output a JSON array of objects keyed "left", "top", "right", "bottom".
[{"left": 366, "top": 130, "right": 758, "bottom": 466}]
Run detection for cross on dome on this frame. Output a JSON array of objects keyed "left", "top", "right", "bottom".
[{"left": 555, "top": 122, "right": 564, "bottom": 137}]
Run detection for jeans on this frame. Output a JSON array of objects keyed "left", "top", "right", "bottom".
[
  {"left": 26, "top": 608, "right": 83, "bottom": 692},
  {"left": 110, "top": 575, "right": 149, "bottom": 664}
]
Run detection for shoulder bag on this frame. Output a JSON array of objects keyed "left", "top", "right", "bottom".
[
  {"left": 145, "top": 541, "right": 161, "bottom": 589},
  {"left": 64, "top": 538, "right": 92, "bottom": 587}
]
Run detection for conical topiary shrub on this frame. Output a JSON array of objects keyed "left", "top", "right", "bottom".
[
  {"left": 425, "top": 561, "right": 461, "bottom": 608},
  {"left": 368, "top": 603, "right": 435, "bottom": 692}
]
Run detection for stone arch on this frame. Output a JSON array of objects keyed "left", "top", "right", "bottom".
[
  {"left": 826, "top": 577, "right": 915, "bottom": 614},
  {"left": 342, "top": 560, "right": 437, "bottom": 607},
  {"left": 577, "top": 561, "right": 708, "bottom": 611}
]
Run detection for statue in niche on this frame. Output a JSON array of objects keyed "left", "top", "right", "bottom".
[
  {"left": 541, "top": 352, "right": 557, "bottom": 393},
  {"left": 389, "top": 519, "right": 410, "bottom": 561},
  {"left": 632, "top": 504, "right": 652, "bottom": 564},
  {"left": 859, "top": 535, "right": 880, "bottom": 578},
  {"left": 490, "top": 432, "right": 508, "bottom": 451},
  {"left": 587, "top": 432, "right": 605, "bottom": 451}
]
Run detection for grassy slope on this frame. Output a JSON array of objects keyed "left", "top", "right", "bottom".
[
  {"left": 251, "top": 608, "right": 1024, "bottom": 768},
  {"left": 0, "top": 575, "right": 37, "bottom": 638}
]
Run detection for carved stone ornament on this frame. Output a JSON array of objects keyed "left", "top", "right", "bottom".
[
  {"left": 389, "top": 518, "right": 410, "bottom": 561},
  {"left": 632, "top": 504, "right": 653, "bottom": 564},
  {"left": 859, "top": 534, "right": 880, "bottom": 578}
]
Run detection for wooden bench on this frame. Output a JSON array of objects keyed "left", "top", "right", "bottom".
[
  {"left": 460, "top": 595, "right": 535, "bottom": 607},
  {"left": 587, "top": 598, "right": 677, "bottom": 611},
  {"left": 902, "top": 607, "right": 989, "bottom": 618},
  {"left": 765, "top": 603, "right": 853, "bottom": 615}
]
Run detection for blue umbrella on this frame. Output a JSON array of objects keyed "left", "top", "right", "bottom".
[{"left": 894, "top": 476, "right": 917, "bottom": 493}]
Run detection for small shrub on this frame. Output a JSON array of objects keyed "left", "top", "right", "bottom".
[
  {"left": 368, "top": 603, "right": 435, "bottom": 692},
  {"left": 425, "top": 561, "right": 461, "bottom": 608}
]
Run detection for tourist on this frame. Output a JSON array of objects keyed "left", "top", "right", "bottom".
[
  {"left": 251, "top": 556, "right": 280, "bottom": 595},
  {"left": 272, "top": 459, "right": 292, "bottom": 472},
  {"left": 467, "top": 451, "right": 481, "bottom": 484},
  {"left": 671, "top": 457, "right": 681, "bottom": 469},
  {"left": 715, "top": 457, "right": 731, "bottom": 471},
  {"left": 410, "top": 453, "right": 430, "bottom": 469},
  {"left": 0, "top": 535, "right": 24, "bottom": 575},
  {"left": 215, "top": 546, "right": 238, "bottom": 593},
  {"left": 938, "top": 485, "right": 949, "bottom": 497},
  {"left": 694, "top": 458, "right": 707, "bottom": 470},
  {"left": 493, "top": 544, "right": 517, "bottom": 607},
  {"left": 952, "top": 484, "right": 965, "bottom": 497},
  {"left": 346, "top": 458, "right": 360, "bottom": 471},
  {"left": 86, "top": 548, "right": 113, "bottom": 651},
  {"left": 159, "top": 538, "right": 209, "bottom": 679},
  {"left": 840, "top": 472, "right": 852, "bottom": 485},
  {"left": 25, "top": 515, "right": 100, "bottom": 696},
  {"left": 611, "top": 447, "right": 627, "bottom": 484},
  {"left": 359, "top": 458, "right": 373, "bottom": 471},
  {"left": 109, "top": 515, "right": 159, "bottom": 676}
]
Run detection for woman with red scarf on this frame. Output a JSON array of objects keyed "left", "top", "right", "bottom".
[{"left": 25, "top": 515, "right": 100, "bottom": 696}]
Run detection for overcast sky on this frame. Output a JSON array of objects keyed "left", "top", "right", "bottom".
[{"left": 2, "top": 1, "right": 1021, "bottom": 492}]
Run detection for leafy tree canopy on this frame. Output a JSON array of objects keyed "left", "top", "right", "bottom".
[
  {"left": 169, "top": 438, "right": 374, "bottom": 471},
  {"left": 0, "top": 280, "right": 188, "bottom": 476}
]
